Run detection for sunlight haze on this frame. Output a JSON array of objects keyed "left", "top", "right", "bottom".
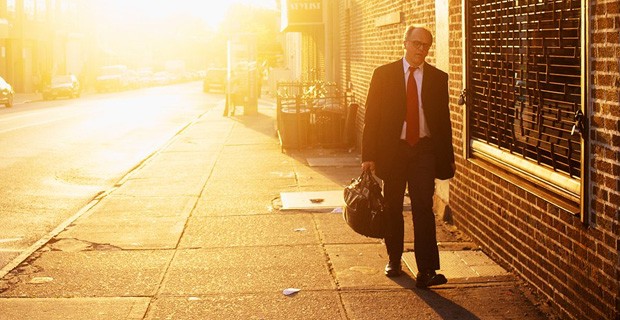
[{"left": 100, "top": 0, "right": 277, "bottom": 28}]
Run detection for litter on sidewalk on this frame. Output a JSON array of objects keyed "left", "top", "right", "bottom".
[{"left": 282, "top": 288, "right": 301, "bottom": 296}]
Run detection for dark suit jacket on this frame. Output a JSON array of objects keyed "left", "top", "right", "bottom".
[{"left": 362, "top": 59, "right": 455, "bottom": 180}]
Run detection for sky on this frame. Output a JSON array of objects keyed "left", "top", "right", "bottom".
[{"left": 101, "top": 0, "right": 278, "bottom": 28}]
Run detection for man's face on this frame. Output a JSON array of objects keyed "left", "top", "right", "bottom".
[{"left": 404, "top": 28, "right": 432, "bottom": 67}]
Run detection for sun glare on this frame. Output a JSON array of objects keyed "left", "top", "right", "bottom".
[
  {"left": 85, "top": 0, "right": 278, "bottom": 70},
  {"left": 101, "top": 0, "right": 276, "bottom": 28}
]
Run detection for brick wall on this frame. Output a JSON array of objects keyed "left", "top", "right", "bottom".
[
  {"left": 589, "top": 1, "right": 620, "bottom": 319},
  {"left": 336, "top": 0, "right": 619, "bottom": 319}
]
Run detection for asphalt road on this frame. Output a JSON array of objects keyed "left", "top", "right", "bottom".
[{"left": 0, "top": 82, "right": 221, "bottom": 271}]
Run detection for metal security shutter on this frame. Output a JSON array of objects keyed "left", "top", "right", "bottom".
[{"left": 467, "top": 0, "right": 582, "bottom": 179}]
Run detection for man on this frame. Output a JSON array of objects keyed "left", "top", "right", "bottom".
[{"left": 361, "top": 26, "right": 455, "bottom": 289}]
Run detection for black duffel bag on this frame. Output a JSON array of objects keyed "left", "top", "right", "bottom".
[{"left": 343, "top": 169, "right": 385, "bottom": 238}]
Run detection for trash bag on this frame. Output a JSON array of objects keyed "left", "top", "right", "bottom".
[{"left": 343, "top": 169, "right": 385, "bottom": 238}]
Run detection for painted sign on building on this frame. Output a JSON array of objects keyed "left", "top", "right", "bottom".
[{"left": 281, "top": 0, "right": 323, "bottom": 31}]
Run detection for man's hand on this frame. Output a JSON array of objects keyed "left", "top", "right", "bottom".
[{"left": 361, "top": 161, "right": 376, "bottom": 173}]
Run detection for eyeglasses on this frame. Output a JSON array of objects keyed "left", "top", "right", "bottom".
[{"left": 406, "top": 40, "right": 431, "bottom": 50}]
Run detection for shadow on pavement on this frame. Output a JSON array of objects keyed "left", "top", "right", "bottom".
[
  {"left": 413, "top": 288, "right": 482, "bottom": 320},
  {"left": 229, "top": 108, "right": 361, "bottom": 188}
]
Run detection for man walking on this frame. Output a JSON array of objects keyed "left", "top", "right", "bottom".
[{"left": 361, "top": 26, "right": 455, "bottom": 289}]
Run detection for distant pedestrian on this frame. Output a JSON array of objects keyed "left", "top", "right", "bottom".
[{"left": 361, "top": 25, "right": 455, "bottom": 288}]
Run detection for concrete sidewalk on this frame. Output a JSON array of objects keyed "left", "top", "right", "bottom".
[{"left": 0, "top": 100, "right": 550, "bottom": 319}]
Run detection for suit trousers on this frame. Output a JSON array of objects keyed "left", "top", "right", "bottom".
[{"left": 383, "top": 138, "right": 440, "bottom": 271}]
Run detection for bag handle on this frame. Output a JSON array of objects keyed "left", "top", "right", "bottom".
[{"left": 360, "top": 168, "right": 380, "bottom": 190}]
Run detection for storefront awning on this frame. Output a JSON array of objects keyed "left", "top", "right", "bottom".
[{"left": 280, "top": 0, "right": 323, "bottom": 32}]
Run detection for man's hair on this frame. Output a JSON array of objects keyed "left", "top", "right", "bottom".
[{"left": 403, "top": 25, "right": 433, "bottom": 43}]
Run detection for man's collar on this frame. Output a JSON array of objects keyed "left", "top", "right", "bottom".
[{"left": 402, "top": 58, "right": 425, "bottom": 73}]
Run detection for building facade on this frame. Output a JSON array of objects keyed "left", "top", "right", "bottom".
[
  {"left": 280, "top": 0, "right": 340, "bottom": 82},
  {"left": 320, "top": 1, "right": 616, "bottom": 319},
  {"left": 0, "top": 0, "right": 84, "bottom": 93}
]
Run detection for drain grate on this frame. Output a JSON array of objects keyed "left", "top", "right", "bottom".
[
  {"left": 280, "top": 191, "right": 344, "bottom": 211},
  {"left": 306, "top": 157, "right": 360, "bottom": 167}
]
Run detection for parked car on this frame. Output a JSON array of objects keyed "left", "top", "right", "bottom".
[
  {"left": 152, "top": 71, "right": 174, "bottom": 86},
  {"left": 0, "top": 76, "right": 15, "bottom": 108},
  {"left": 203, "top": 68, "right": 227, "bottom": 92},
  {"left": 42, "top": 75, "right": 81, "bottom": 100},
  {"left": 95, "top": 65, "right": 129, "bottom": 92}
]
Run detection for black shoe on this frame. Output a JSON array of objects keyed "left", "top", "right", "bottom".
[
  {"left": 416, "top": 271, "right": 447, "bottom": 288},
  {"left": 384, "top": 261, "right": 402, "bottom": 277}
]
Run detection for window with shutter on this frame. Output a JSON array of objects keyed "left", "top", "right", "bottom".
[{"left": 465, "top": 0, "right": 588, "bottom": 219}]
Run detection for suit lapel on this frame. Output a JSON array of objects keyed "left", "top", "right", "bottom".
[
  {"left": 391, "top": 60, "right": 406, "bottom": 113},
  {"left": 421, "top": 64, "right": 434, "bottom": 112}
]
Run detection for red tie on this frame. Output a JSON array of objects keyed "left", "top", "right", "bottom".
[{"left": 406, "top": 66, "right": 420, "bottom": 146}]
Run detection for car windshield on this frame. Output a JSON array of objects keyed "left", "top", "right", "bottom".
[{"left": 52, "top": 76, "right": 73, "bottom": 85}]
